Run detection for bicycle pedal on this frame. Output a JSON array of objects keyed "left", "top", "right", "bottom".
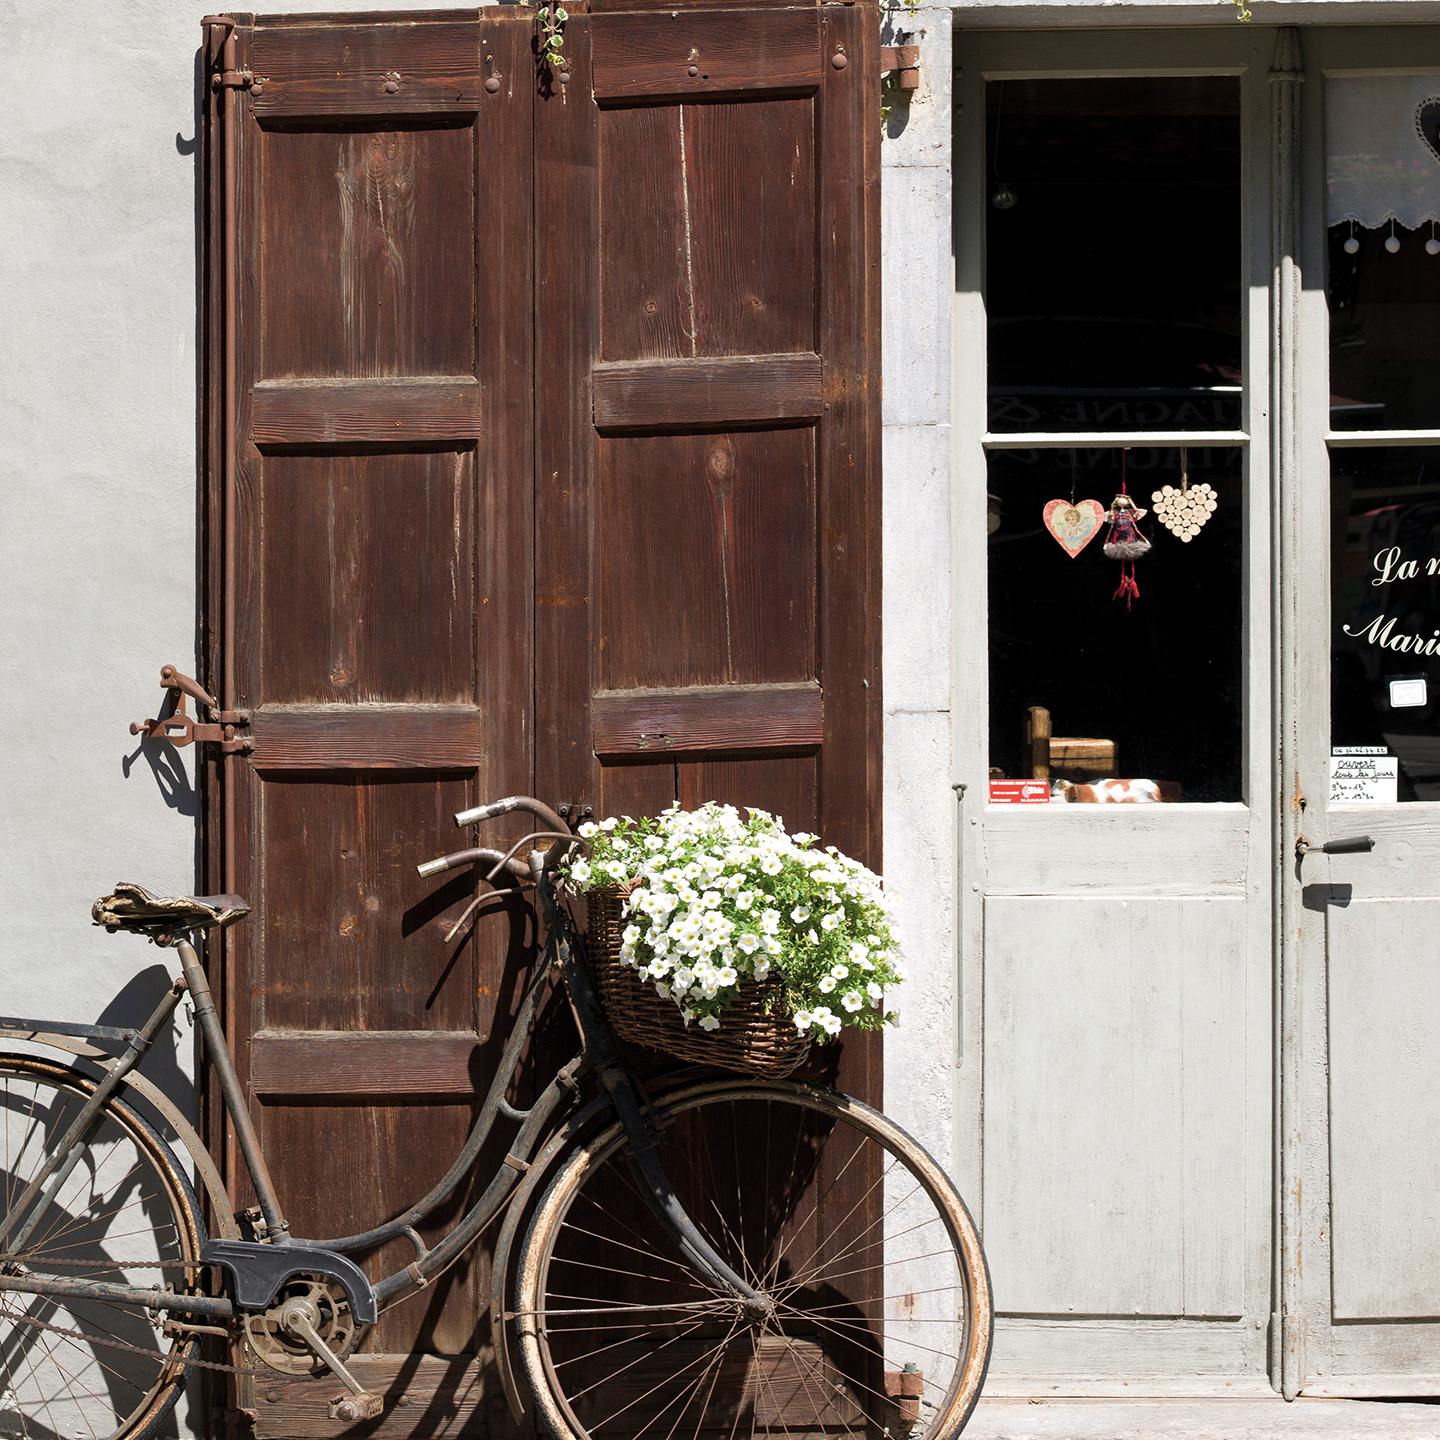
[{"left": 328, "top": 1392, "right": 384, "bottom": 1423}]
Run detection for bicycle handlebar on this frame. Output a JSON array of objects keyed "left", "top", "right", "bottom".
[{"left": 454, "top": 795, "right": 570, "bottom": 836}]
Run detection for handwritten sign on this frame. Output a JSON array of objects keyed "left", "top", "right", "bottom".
[
  {"left": 990, "top": 780, "right": 1050, "bottom": 804},
  {"left": 1330, "top": 747, "right": 1397, "bottom": 804}
]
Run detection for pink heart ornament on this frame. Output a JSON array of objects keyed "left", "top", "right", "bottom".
[{"left": 1042, "top": 498, "right": 1105, "bottom": 558}]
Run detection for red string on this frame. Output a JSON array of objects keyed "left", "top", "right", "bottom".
[{"left": 1113, "top": 562, "right": 1140, "bottom": 609}]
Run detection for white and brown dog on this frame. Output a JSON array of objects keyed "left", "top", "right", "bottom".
[{"left": 1053, "top": 778, "right": 1163, "bottom": 803}]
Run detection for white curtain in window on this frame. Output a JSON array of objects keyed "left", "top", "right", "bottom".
[{"left": 1327, "top": 75, "right": 1440, "bottom": 229}]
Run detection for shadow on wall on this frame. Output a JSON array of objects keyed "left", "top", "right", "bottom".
[{"left": 94, "top": 964, "right": 194, "bottom": 1118}]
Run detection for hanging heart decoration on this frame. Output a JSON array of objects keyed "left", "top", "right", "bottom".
[
  {"left": 1042, "top": 498, "right": 1105, "bottom": 558},
  {"left": 1415, "top": 98, "right": 1440, "bottom": 165},
  {"left": 1150, "top": 482, "right": 1218, "bottom": 542}
]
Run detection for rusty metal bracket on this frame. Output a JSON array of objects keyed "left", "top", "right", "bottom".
[
  {"left": 881, "top": 44, "right": 920, "bottom": 91},
  {"left": 130, "top": 665, "right": 253, "bottom": 754},
  {"left": 210, "top": 68, "right": 254, "bottom": 92}
]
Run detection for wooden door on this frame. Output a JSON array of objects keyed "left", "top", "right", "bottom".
[
  {"left": 205, "top": 2, "right": 882, "bottom": 1432},
  {"left": 1288, "top": 26, "right": 1440, "bottom": 1397},
  {"left": 953, "top": 29, "right": 1277, "bottom": 1394},
  {"left": 204, "top": 11, "right": 534, "bottom": 1432},
  {"left": 533, "top": 0, "right": 882, "bottom": 1103}
]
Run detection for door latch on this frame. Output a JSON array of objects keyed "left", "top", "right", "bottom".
[
  {"left": 130, "top": 665, "right": 252, "bottom": 754},
  {"left": 1295, "top": 833, "right": 1375, "bottom": 859}
]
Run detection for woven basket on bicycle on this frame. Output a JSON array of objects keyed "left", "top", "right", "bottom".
[{"left": 585, "top": 887, "right": 811, "bottom": 1079}]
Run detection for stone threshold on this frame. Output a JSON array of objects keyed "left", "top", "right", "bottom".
[{"left": 966, "top": 1397, "right": 1440, "bottom": 1439}]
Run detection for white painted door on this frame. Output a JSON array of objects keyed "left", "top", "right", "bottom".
[
  {"left": 1289, "top": 25, "right": 1440, "bottom": 1397},
  {"left": 953, "top": 27, "right": 1280, "bottom": 1394}
]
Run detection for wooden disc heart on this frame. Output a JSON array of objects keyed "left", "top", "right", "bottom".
[
  {"left": 1150, "top": 483, "right": 1218, "bottom": 543},
  {"left": 1042, "top": 499, "right": 1105, "bottom": 558}
]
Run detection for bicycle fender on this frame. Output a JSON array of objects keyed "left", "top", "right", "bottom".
[{"left": 203, "top": 1239, "right": 379, "bottom": 1325}]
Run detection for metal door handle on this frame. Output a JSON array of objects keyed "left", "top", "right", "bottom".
[{"left": 1296, "top": 834, "right": 1375, "bottom": 858}]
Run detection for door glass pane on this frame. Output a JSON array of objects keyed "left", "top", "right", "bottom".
[
  {"left": 985, "top": 78, "right": 1243, "bottom": 434},
  {"left": 1327, "top": 76, "right": 1440, "bottom": 431},
  {"left": 1331, "top": 446, "right": 1440, "bottom": 801},
  {"left": 988, "top": 446, "right": 1243, "bottom": 802}
]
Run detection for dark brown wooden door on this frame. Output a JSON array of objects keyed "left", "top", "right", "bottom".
[
  {"left": 205, "top": 2, "right": 879, "bottom": 1433},
  {"left": 206, "top": 11, "right": 534, "bottom": 1432},
  {"left": 534, "top": 0, "right": 882, "bottom": 1106}
]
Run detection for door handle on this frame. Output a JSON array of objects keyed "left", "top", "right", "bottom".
[{"left": 1296, "top": 833, "right": 1375, "bottom": 858}]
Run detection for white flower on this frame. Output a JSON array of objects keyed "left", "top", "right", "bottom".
[
  {"left": 752, "top": 960, "right": 771, "bottom": 981},
  {"left": 866, "top": 980, "right": 883, "bottom": 1000},
  {"left": 822, "top": 1013, "right": 841, "bottom": 1035},
  {"left": 760, "top": 909, "right": 781, "bottom": 935},
  {"left": 600, "top": 817, "right": 619, "bottom": 831},
  {"left": 716, "top": 966, "right": 737, "bottom": 987},
  {"left": 794, "top": 1009, "right": 813, "bottom": 1031},
  {"left": 577, "top": 821, "right": 599, "bottom": 839},
  {"left": 654, "top": 982, "right": 671, "bottom": 998},
  {"left": 760, "top": 855, "right": 784, "bottom": 876},
  {"left": 681, "top": 1007, "right": 696, "bottom": 1026},
  {"left": 606, "top": 859, "right": 628, "bottom": 881},
  {"left": 736, "top": 891, "right": 756, "bottom": 911},
  {"left": 818, "top": 975, "right": 837, "bottom": 994},
  {"left": 702, "top": 890, "right": 722, "bottom": 909},
  {"left": 841, "top": 990, "right": 864, "bottom": 1013},
  {"left": 644, "top": 834, "right": 665, "bottom": 851},
  {"left": 848, "top": 941, "right": 869, "bottom": 964},
  {"left": 698, "top": 1014, "right": 720, "bottom": 1031},
  {"left": 807, "top": 929, "right": 819, "bottom": 945},
  {"left": 791, "top": 906, "right": 810, "bottom": 923},
  {"left": 736, "top": 933, "right": 761, "bottom": 955},
  {"left": 830, "top": 964, "right": 849, "bottom": 981},
  {"left": 569, "top": 858, "right": 592, "bottom": 886},
  {"left": 764, "top": 937, "right": 782, "bottom": 956},
  {"left": 820, "top": 911, "right": 843, "bottom": 932}
]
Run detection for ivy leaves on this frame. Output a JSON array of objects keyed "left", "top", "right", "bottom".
[{"left": 538, "top": 5, "right": 568, "bottom": 75}]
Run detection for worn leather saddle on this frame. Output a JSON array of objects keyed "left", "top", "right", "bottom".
[{"left": 92, "top": 883, "right": 250, "bottom": 947}]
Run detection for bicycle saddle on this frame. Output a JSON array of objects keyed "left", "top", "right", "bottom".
[{"left": 92, "top": 883, "right": 250, "bottom": 946}]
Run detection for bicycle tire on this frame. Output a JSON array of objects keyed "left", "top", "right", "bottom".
[
  {"left": 0, "top": 1050, "right": 206, "bottom": 1440},
  {"left": 515, "top": 1076, "right": 992, "bottom": 1440}
]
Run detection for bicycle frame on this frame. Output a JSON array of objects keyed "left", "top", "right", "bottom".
[{"left": 0, "top": 855, "right": 763, "bottom": 1335}]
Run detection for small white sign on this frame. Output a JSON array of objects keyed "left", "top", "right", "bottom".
[
  {"left": 1389, "top": 676, "right": 1428, "bottom": 709},
  {"left": 1330, "top": 749, "right": 1398, "bottom": 804}
]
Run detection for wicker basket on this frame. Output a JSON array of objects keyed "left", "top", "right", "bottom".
[{"left": 585, "top": 888, "right": 811, "bottom": 1079}]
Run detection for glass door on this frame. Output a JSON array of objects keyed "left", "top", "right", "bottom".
[
  {"left": 953, "top": 26, "right": 1279, "bottom": 1394},
  {"left": 1290, "top": 25, "right": 1440, "bottom": 1396}
]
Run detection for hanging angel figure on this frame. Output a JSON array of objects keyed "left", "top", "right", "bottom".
[{"left": 1103, "top": 489, "right": 1151, "bottom": 609}]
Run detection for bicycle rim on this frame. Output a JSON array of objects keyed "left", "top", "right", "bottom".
[
  {"left": 0, "top": 1054, "right": 204, "bottom": 1440},
  {"left": 517, "top": 1078, "right": 992, "bottom": 1440}
]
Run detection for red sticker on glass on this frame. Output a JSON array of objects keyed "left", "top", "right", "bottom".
[{"left": 989, "top": 780, "right": 1051, "bottom": 804}]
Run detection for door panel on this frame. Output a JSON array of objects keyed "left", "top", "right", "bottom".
[
  {"left": 984, "top": 896, "right": 1247, "bottom": 1321},
  {"left": 211, "top": 12, "right": 533, "bottom": 1430}
]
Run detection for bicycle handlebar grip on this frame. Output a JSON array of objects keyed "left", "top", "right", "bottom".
[
  {"left": 416, "top": 856, "right": 453, "bottom": 878},
  {"left": 454, "top": 799, "right": 513, "bottom": 829}
]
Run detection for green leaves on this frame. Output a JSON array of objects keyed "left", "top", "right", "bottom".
[{"left": 538, "top": 5, "right": 567, "bottom": 72}]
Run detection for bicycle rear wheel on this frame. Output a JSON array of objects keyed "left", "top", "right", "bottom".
[
  {"left": 0, "top": 1052, "right": 205, "bottom": 1440},
  {"left": 516, "top": 1077, "right": 991, "bottom": 1440}
]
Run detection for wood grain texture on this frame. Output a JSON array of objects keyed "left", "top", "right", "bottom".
[
  {"left": 593, "top": 683, "right": 823, "bottom": 756},
  {"left": 250, "top": 1030, "right": 481, "bottom": 1097},
  {"left": 252, "top": 1355, "right": 489, "bottom": 1439},
  {"left": 591, "top": 10, "right": 820, "bottom": 100},
  {"left": 252, "top": 379, "right": 482, "bottom": 443},
  {"left": 249, "top": 22, "right": 484, "bottom": 116},
  {"left": 215, "top": 19, "right": 535, "bottom": 1418},
  {"left": 596, "top": 427, "right": 818, "bottom": 691},
  {"left": 259, "top": 123, "right": 477, "bottom": 380},
  {"left": 250, "top": 706, "right": 483, "bottom": 768},
  {"left": 593, "top": 354, "right": 821, "bottom": 429}
]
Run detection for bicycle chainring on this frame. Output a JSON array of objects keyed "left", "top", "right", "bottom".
[{"left": 244, "top": 1276, "right": 363, "bottom": 1376}]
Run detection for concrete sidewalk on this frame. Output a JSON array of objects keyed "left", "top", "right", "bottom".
[{"left": 965, "top": 1398, "right": 1440, "bottom": 1438}]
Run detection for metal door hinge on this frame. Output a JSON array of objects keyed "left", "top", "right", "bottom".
[
  {"left": 130, "top": 665, "right": 253, "bottom": 755},
  {"left": 881, "top": 45, "right": 920, "bottom": 91},
  {"left": 210, "top": 68, "right": 254, "bottom": 92}
]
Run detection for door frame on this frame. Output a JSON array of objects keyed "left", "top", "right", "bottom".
[
  {"left": 1290, "top": 23, "right": 1440, "bottom": 1397},
  {"left": 951, "top": 23, "right": 1283, "bottom": 1395}
]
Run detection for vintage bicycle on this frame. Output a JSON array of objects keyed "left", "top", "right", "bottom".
[{"left": 0, "top": 792, "right": 992, "bottom": 1440}]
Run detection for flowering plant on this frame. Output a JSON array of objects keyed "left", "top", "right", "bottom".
[{"left": 561, "top": 804, "right": 903, "bottom": 1042}]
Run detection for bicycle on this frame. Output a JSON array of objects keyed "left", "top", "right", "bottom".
[{"left": 0, "top": 793, "right": 992, "bottom": 1440}]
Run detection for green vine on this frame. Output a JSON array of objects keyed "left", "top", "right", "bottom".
[
  {"left": 1232, "top": 0, "right": 1253, "bottom": 20},
  {"left": 538, "top": 4, "right": 568, "bottom": 73}
]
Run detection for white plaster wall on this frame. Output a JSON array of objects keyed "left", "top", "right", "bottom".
[{"left": 879, "top": 4, "right": 959, "bottom": 1176}]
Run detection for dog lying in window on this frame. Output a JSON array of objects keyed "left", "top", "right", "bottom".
[{"left": 1053, "top": 778, "right": 1165, "bottom": 803}]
